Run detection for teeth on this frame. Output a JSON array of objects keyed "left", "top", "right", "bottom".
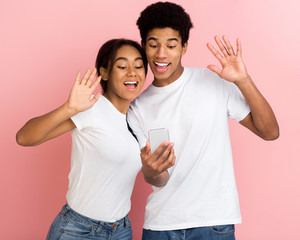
[
  {"left": 124, "top": 81, "right": 137, "bottom": 85},
  {"left": 155, "top": 62, "right": 169, "bottom": 66}
]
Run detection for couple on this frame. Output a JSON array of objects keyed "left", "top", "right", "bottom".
[{"left": 16, "top": 2, "right": 279, "bottom": 240}]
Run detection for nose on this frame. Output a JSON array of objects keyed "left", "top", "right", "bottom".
[
  {"left": 127, "top": 65, "right": 137, "bottom": 77},
  {"left": 155, "top": 46, "right": 167, "bottom": 59}
]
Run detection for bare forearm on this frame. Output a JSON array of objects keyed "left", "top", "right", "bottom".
[
  {"left": 16, "top": 69, "right": 102, "bottom": 146},
  {"left": 235, "top": 75, "right": 279, "bottom": 140},
  {"left": 16, "top": 103, "right": 76, "bottom": 146},
  {"left": 143, "top": 170, "right": 170, "bottom": 187}
]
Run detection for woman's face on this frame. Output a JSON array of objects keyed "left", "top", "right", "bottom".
[{"left": 104, "top": 45, "right": 146, "bottom": 104}]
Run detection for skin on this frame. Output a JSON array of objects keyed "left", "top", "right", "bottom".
[
  {"left": 101, "top": 45, "right": 146, "bottom": 114},
  {"left": 140, "top": 28, "right": 279, "bottom": 187},
  {"left": 206, "top": 35, "right": 279, "bottom": 140},
  {"left": 16, "top": 45, "right": 146, "bottom": 146},
  {"left": 144, "top": 27, "right": 187, "bottom": 87},
  {"left": 140, "top": 28, "right": 189, "bottom": 187}
]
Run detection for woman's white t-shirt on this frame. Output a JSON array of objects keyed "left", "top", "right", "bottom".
[{"left": 67, "top": 95, "right": 141, "bottom": 222}]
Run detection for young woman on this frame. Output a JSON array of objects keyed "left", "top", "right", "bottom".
[{"left": 16, "top": 39, "right": 147, "bottom": 240}]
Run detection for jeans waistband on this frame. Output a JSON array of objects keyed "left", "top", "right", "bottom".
[{"left": 61, "top": 203, "right": 131, "bottom": 229}]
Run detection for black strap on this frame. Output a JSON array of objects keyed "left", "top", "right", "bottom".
[{"left": 126, "top": 121, "right": 138, "bottom": 142}]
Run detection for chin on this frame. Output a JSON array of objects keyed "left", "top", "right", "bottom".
[{"left": 154, "top": 75, "right": 170, "bottom": 81}]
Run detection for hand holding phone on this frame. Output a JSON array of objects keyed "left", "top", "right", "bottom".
[{"left": 141, "top": 128, "right": 175, "bottom": 186}]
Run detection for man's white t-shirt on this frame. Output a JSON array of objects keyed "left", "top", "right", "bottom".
[
  {"left": 66, "top": 95, "right": 141, "bottom": 222},
  {"left": 127, "top": 67, "right": 250, "bottom": 230}
]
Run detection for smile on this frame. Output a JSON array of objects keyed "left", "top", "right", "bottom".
[
  {"left": 124, "top": 81, "right": 138, "bottom": 90},
  {"left": 154, "top": 62, "right": 171, "bottom": 72}
]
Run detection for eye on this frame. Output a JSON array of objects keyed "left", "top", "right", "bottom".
[
  {"left": 168, "top": 45, "right": 176, "bottom": 49},
  {"left": 149, "top": 44, "right": 158, "bottom": 48},
  {"left": 135, "top": 65, "right": 143, "bottom": 69},
  {"left": 117, "top": 66, "right": 127, "bottom": 69}
]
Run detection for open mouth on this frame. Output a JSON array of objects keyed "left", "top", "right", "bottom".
[
  {"left": 124, "top": 81, "right": 138, "bottom": 90},
  {"left": 154, "top": 62, "right": 171, "bottom": 72}
]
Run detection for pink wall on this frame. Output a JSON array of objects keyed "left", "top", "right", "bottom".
[{"left": 1, "top": 0, "right": 299, "bottom": 239}]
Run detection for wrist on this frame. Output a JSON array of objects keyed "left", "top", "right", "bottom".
[
  {"left": 143, "top": 170, "right": 169, "bottom": 187},
  {"left": 234, "top": 74, "right": 252, "bottom": 88},
  {"left": 62, "top": 101, "right": 79, "bottom": 118},
  {"left": 142, "top": 166, "right": 163, "bottom": 180},
  {"left": 142, "top": 167, "right": 155, "bottom": 179}
]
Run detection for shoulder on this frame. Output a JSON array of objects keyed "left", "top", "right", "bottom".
[
  {"left": 183, "top": 67, "right": 218, "bottom": 80},
  {"left": 200, "top": 68, "right": 221, "bottom": 82},
  {"left": 184, "top": 67, "right": 223, "bottom": 87},
  {"left": 130, "top": 85, "right": 154, "bottom": 110},
  {"left": 72, "top": 95, "right": 106, "bottom": 124},
  {"left": 89, "top": 94, "right": 113, "bottom": 116}
]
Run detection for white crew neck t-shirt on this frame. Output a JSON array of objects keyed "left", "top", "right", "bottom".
[
  {"left": 67, "top": 95, "right": 141, "bottom": 222},
  {"left": 127, "top": 67, "right": 250, "bottom": 230}
]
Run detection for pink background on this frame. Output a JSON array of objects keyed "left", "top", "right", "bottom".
[{"left": 1, "top": 0, "right": 299, "bottom": 239}]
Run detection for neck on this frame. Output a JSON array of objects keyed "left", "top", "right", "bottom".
[
  {"left": 102, "top": 93, "right": 131, "bottom": 115},
  {"left": 152, "top": 65, "right": 184, "bottom": 87}
]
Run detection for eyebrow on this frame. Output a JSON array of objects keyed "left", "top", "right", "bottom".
[
  {"left": 147, "top": 37, "right": 178, "bottom": 42},
  {"left": 114, "top": 57, "right": 143, "bottom": 63}
]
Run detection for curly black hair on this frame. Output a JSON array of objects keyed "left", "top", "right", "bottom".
[{"left": 137, "top": 1, "right": 193, "bottom": 46}]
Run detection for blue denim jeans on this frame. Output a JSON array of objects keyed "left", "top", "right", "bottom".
[
  {"left": 46, "top": 204, "right": 132, "bottom": 240},
  {"left": 142, "top": 224, "right": 235, "bottom": 240}
]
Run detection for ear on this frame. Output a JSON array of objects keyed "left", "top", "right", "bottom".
[
  {"left": 181, "top": 42, "right": 188, "bottom": 56},
  {"left": 100, "top": 67, "right": 109, "bottom": 81}
]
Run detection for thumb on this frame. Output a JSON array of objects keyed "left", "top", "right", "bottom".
[
  {"left": 141, "top": 141, "right": 151, "bottom": 154},
  {"left": 207, "top": 64, "right": 222, "bottom": 76},
  {"left": 146, "top": 141, "right": 151, "bottom": 153},
  {"left": 90, "top": 92, "right": 101, "bottom": 105}
]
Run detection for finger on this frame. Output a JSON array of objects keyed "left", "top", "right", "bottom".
[
  {"left": 222, "top": 35, "right": 235, "bottom": 55},
  {"left": 236, "top": 38, "right": 242, "bottom": 57},
  {"left": 91, "top": 76, "right": 101, "bottom": 91},
  {"left": 75, "top": 72, "right": 81, "bottom": 84},
  {"left": 152, "top": 141, "right": 170, "bottom": 159},
  {"left": 207, "top": 43, "right": 223, "bottom": 62},
  {"left": 155, "top": 142, "right": 174, "bottom": 166},
  {"left": 81, "top": 69, "right": 91, "bottom": 85},
  {"left": 141, "top": 142, "right": 151, "bottom": 164},
  {"left": 168, "top": 148, "right": 176, "bottom": 166},
  {"left": 207, "top": 64, "right": 222, "bottom": 76},
  {"left": 86, "top": 68, "right": 97, "bottom": 86},
  {"left": 140, "top": 149, "right": 147, "bottom": 164},
  {"left": 141, "top": 142, "right": 151, "bottom": 156},
  {"left": 214, "top": 35, "right": 229, "bottom": 56},
  {"left": 156, "top": 147, "right": 175, "bottom": 172},
  {"left": 159, "top": 142, "right": 174, "bottom": 161},
  {"left": 171, "top": 149, "right": 176, "bottom": 165},
  {"left": 146, "top": 141, "right": 151, "bottom": 153},
  {"left": 90, "top": 92, "right": 101, "bottom": 104}
]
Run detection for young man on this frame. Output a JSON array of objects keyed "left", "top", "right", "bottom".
[{"left": 127, "top": 2, "right": 279, "bottom": 239}]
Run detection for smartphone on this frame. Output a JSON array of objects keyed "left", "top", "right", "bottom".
[{"left": 148, "top": 128, "right": 170, "bottom": 155}]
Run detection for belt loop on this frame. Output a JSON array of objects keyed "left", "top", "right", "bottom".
[
  {"left": 124, "top": 215, "right": 130, "bottom": 227},
  {"left": 60, "top": 203, "right": 70, "bottom": 218},
  {"left": 95, "top": 225, "right": 102, "bottom": 234}
]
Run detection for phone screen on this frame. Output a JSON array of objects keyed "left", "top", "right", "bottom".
[{"left": 148, "top": 128, "right": 169, "bottom": 155}]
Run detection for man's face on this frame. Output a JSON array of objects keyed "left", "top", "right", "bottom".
[{"left": 144, "top": 27, "right": 187, "bottom": 87}]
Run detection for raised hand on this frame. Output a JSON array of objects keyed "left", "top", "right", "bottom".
[
  {"left": 67, "top": 68, "right": 101, "bottom": 114},
  {"left": 207, "top": 35, "right": 249, "bottom": 84}
]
